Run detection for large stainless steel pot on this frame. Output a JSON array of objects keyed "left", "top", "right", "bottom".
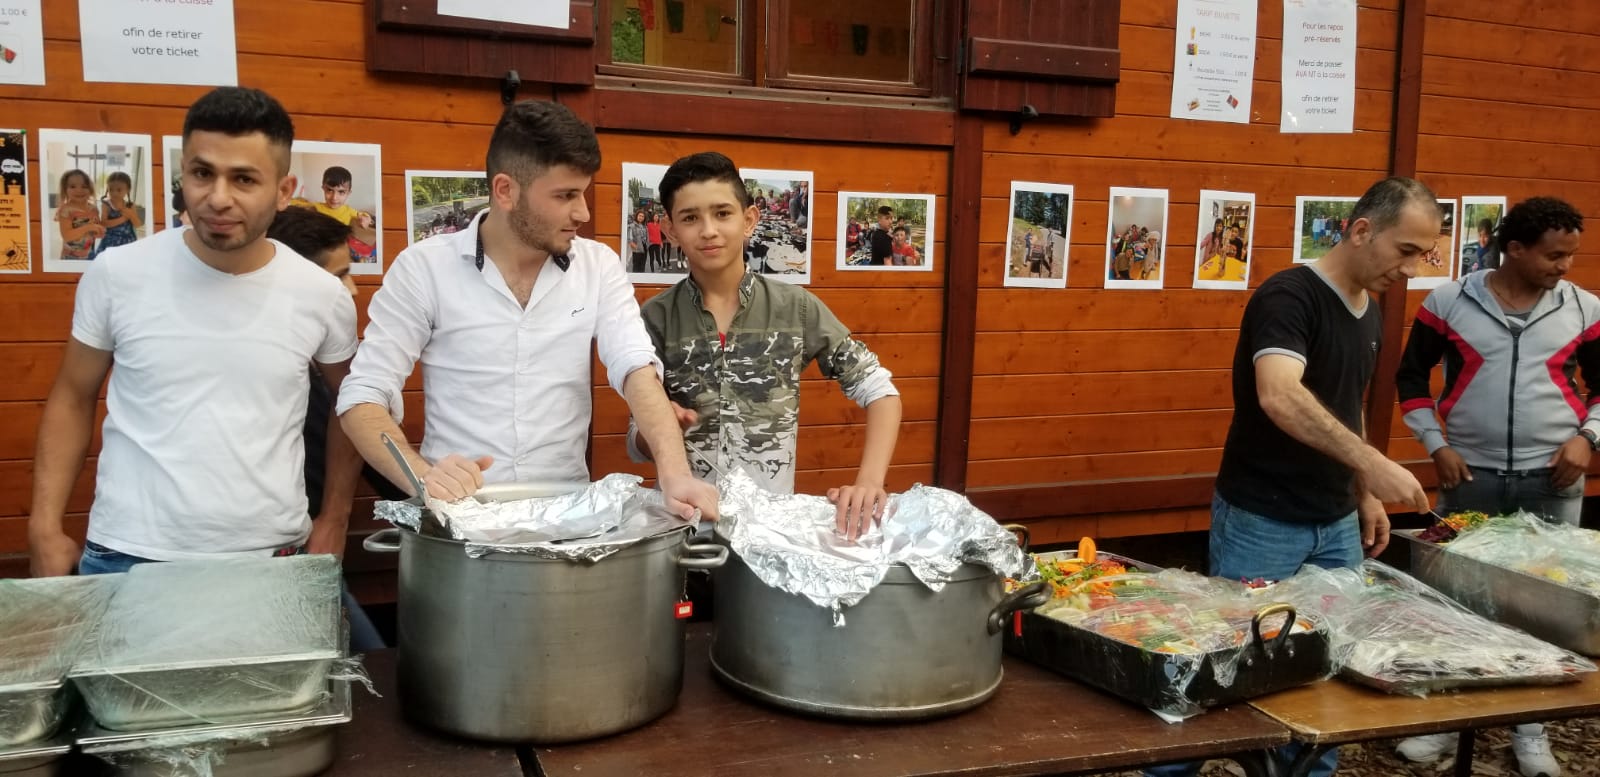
[
  {"left": 362, "top": 483, "right": 727, "bottom": 743},
  {"left": 709, "top": 526, "right": 1048, "bottom": 720}
]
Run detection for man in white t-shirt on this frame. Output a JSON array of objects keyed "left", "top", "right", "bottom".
[
  {"left": 27, "top": 87, "right": 361, "bottom": 577},
  {"left": 337, "top": 101, "right": 718, "bottom": 519}
]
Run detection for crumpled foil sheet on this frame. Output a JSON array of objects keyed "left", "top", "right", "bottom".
[
  {"left": 718, "top": 470, "right": 1029, "bottom": 621},
  {"left": 374, "top": 473, "right": 695, "bottom": 561}
]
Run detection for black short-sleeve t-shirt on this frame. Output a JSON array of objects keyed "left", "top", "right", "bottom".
[
  {"left": 1216, "top": 265, "right": 1383, "bottom": 523},
  {"left": 868, "top": 229, "right": 893, "bottom": 266}
]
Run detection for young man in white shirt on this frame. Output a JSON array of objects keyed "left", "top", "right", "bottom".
[
  {"left": 337, "top": 101, "right": 718, "bottom": 519},
  {"left": 28, "top": 87, "right": 362, "bottom": 576}
]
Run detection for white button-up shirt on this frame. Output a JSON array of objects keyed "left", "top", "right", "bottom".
[{"left": 336, "top": 216, "right": 660, "bottom": 484}]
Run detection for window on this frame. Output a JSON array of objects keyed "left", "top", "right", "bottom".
[{"left": 599, "top": 0, "right": 941, "bottom": 97}]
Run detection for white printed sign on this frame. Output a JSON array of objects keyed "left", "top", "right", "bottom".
[
  {"left": 1281, "top": 0, "right": 1357, "bottom": 134},
  {"left": 79, "top": 0, "right": 237, "bottom": 86},
  {"left": 1170, "top": 0, "right": 1258, "bottom": 124},
  {"left": 0, "top": 0, "right": 45, "bottom": 86}
]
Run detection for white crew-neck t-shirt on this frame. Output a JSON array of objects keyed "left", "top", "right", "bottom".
[{"left": 70, "top": 228, "right": 359, "bottom": 560}]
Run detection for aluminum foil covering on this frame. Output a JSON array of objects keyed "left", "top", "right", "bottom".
[
  {"left": 375, "top": 474, "right": 696, "bottom": 561},
  {"left": 718, "top": 470, "right": 1029, "bottom": 620}
]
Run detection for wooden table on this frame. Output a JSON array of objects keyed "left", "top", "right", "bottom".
[
  {"left": 532, "top": 624, "right": 1290, "bottom": 777},
  {"left": 328, "top": 649, "right": 524, "bottom": 776},
  {"left": 1250, "top": 673, "right": 1600, "bottom": 776}
]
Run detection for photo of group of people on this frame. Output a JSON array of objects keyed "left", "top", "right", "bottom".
[
  {"left": 0, "top": 129, "right": 29, "bottom": 274},
  {"left": 1292, "top": 196, "right": 1357, "bottom": 264},
  {"left": 836, "top": 192, "right": 935, "bottom": 272},
  {"left": 1192, "top": 190, "right": 1255, "bottom": 290},
  {"left": 406, "top": 170, "right": 489, "bottom": 245},
  {"left": 1459, "top": 196, "right": 1507, "bottom": 276},
  {"left": 38, "top": 129, "right": 152, "bottom": 273},
  {"left": 1003, "top": 181, "right": 1073, "bottom": 289},
  {"left": 743, "top": 169, "right": 812, "bottom": 285},
  {"left": 1410, "top": 199, "right": 1456, "bottom": 289},
  {"left": 1104, "top": 187, "right": 1170, "bottom": 289},
  {"left": 619, "top": 162, "right": 689, "bottom": 286}
]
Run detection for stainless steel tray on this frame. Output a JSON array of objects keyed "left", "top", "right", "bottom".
[
  {"left": 1399, "top": 530, "right": 1600, "bottom": 656},
  {"left": 0, "top": 683, "right": 71, "bottom": 750},
  {"left": 79, "top": 679, "right": 349, "bottom": 777},
  {"left": 0, "top": 729, "right": 71, "bottom": 776},
  {"left": 0, "top": 576, "right": 121, "bottom": 746},
  {"left": 70, "top": 557, "right": 344, "bottom": 731}
]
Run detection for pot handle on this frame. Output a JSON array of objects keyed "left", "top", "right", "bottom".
[
  {"left": 987, "top": 580, "right": 1050, "bottom": 635},
  {"left": 678, "top": 541, "right": 729, "bottom": 570},
  {"left": 362, "top": 528, "right": 403, "bottom": 554},
  {"left": 1001, "top": 523, "right": 1032, "bottom": 555},
  {"left": 1250, "top": 602, "right": 1298, "bottom": 659}
]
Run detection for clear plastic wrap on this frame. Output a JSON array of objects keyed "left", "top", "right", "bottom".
[
  {"left": 0, "top": 574, "right": 122, "bottom": 746},
  {"left": 1442, "top": 512, "right": 1600, "bottom": 595},
  {"left": 1018, "top": 559, "right": 1323, "bottom": 720},
  {"left": 717, "top": 470, "right": 1031, "bottom": 620},
  {"left": 70, "top": 555, "right": 346, "bottom": 730},
  {"left": 1271, "top": 560, "right": 1596, "bottom": 696},
  {"left": 374, "top": 474, "right": 695, "bottom": 560}
]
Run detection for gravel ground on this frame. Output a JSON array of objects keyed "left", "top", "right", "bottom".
[{"left": 1101, "top": 716, "right": 1600, "bottom": 776}]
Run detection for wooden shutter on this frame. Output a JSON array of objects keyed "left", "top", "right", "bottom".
[
  {"left": 368, "top": 0, "right": 597, "bottom": 86},
  {"left": 961, "top": 0, "right": 1121, "bottom": 118}
]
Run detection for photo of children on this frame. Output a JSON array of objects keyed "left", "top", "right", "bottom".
[
  {"left": 1409, "top": 198, "right": 1456, "bottom": 289},
  {"left": 161, "top": 134, "right": 188, "bottom": 230},
  {"left": 741, "top": 168, "right": 812, "bottom": 285},
  {"left": 1104, "top": 187, "right": 1169, "bottom": 290},
  {"left": 1458, "top": 196, "right": 1507, "bottom": 276},
  {"left": 1003, "top": 181, "right": 1072, "bottom": 289},
  {"left": 286, "top": 140, "right": 383, "bottom": 275},
  {"left": 0, "top": 129, "right": 30, "bottom": 274},
  {"left": 1292, "top": 196, "right": 1358, "bottom": 263},
  {"left": 1192, "top": 190, "right": 1255, "bottom": 291},
  {"left": 620, "top": 162, "right": 688, "bottom": 286},
  {"left": 836, "top": 192, "right": 936, "bottom": 272},
  {"left": 38, "top": 129, "right": 152, "bottom": 274},
  {"left": 406, "top": 170, "right": 489, "bottom": 246}
]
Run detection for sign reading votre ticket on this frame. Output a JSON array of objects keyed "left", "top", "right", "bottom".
[
  {"left": 1280, "top": 0, "right": 1357, "bottom": 133},
  {"left": 78, "top": 0, "right": 237, "bottom": 86}
]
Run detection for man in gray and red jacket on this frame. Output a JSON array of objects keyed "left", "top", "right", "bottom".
[{"left": 1393, "top": 196, "right": 1593, "bottom": 777}]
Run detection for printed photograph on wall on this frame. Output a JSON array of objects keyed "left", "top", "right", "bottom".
[
  {"left": 836, "top": 191, "right": 935, "bottom": 272},
  {"left": 1458, "top": 196, "right": 1507, "bottom": 276},
  {"left": 38, "top": 129, "right": 153, "bottom": 274},
  {"left": 1104, "top": 187, "right": 1170, "bottom": 290},
  {"left": 1410, "top": 198, "right": 1456, "bottom": 289},
  {"left": 620, "top": 162, "right": 686, "bottom": 286},
  {"left": 406, "top": 170, "right": 489, "bottom": 246},
  {"left": 741, "top": 168, "right": 813, "bottom": 285},
  {"left": 0, "top": 129, "right": 31, "bottom": 274},
  {"left": 1292, "top": 196, "right": 1359, "bottom": 264},
  {"left": 286, "top": 140, "right": 383, "bottom": 275},
  {"left": 1192, "top": 190, "right": 1255, "bottom": 291},
  {"left": 161, "top": 134, "right": 185, "bottom": 230},
  {"left": 1002, "top": 181, "right": 1072, "bottom": 289}
]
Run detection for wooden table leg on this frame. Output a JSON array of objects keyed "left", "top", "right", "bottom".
[
  {"left": 1454, "top": 729, "right": 1476, "bottom": 777},
  {"left": 1283, "top": 743, "right": 1335, "bottom": 777}
]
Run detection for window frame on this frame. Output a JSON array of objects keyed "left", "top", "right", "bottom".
[{"left": 762, "top": 0, "right": 937, "bottom": 98}]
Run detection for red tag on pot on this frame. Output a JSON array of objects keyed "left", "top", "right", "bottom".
[
  {"left": 1013, "top": 611, "right": 1023, "bottom": 637},
  {"left": 675, "top": 601, "right": 693, "bottom": 619}
]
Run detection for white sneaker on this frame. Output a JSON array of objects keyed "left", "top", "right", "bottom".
[
  {"left": 1512, "top": 724, "right": 1560, "bottom": 777},
  {"left": 1395, "top": 732, "right": 1459, "bottom": 762}
]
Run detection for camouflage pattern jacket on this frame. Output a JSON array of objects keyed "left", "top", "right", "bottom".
[{"left": 630, "top": 272, "right": 898, "bottom": 494}]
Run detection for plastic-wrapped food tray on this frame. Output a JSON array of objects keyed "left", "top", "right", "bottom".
[
  {"left": 0, "top": 575, "right": 121, "bottom": 747},
  {"left": 70, "top": 556, "right": 342, "bottom": 731},
  {"left": 1004, "top": 550, "right": 1329, "bottom": 718},
  {"left": 0, "top": 729, "right": 71, "bottom": 776},
  {"left": 1399, "top": 529, "right": 1600, "bottom": 656}
]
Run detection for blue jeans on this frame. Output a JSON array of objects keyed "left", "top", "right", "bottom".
[
  {"left": 1438, "top": 467, "right": 1582, "bottom": 526},
  {"left": 77, "top": 541, "right": 386, "bottom": 652},
  {"left": 1143, "top": 493, "right": 1356, "bottom": 777}
]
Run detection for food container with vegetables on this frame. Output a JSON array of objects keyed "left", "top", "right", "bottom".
[{"left": 1004, "top": 540, "right": 1329, "bottom": 719}]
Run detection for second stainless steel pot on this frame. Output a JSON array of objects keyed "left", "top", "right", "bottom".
[{"left": 362, "top": 483, "right": 727, "bottom": 743}]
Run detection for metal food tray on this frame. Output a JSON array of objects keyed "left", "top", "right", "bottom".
[
  {"left": 0, "top": 575, "right": 121, "bottom": 747},
  {"left": 1398, "top": 530, "right": 1600, "bottom": 656},
  {"left": 1340, "top": 664, "right": 1583, "bottom": 696},
  {"left": 79, "top": 681, "right": 350, "bottom": 777},
  {"left": 1004, "top": 550, "right": 1330, "bottom": 714},
  {"left": 0, "top": 728, "right": 71, "bottom": 777},
  {"left": 69, "top": 557, "right": 344, "bottom": 731}
]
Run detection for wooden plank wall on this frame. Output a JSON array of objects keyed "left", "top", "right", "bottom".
[{"left": 965, "top": 0, "right": 1400, "bottom": 544}]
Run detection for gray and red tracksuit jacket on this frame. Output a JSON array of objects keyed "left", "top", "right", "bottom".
[{"left": 1396, "top": 270, "right": 1600, "bottom": 471}]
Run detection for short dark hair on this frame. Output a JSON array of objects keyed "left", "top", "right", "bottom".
[
  {"left": 269, "top": 205, "right": 351, "bottom": 264},
  {"left": 877, "top": 206, "right": 894, "bottom": 218},
  {"left": 658, "top": 151, "right": 751, "bottom": 215},
  {"left": 1497, "top": 197, "right": 1583, "bottom": 252},
  {"left": 181, "top": 87, "right": 295, "bottom": 174},
  {"left": 1349, "top": 176, "right": 1438, "bottom": 233},
  {"left": 321, "top": 166, "right": 353, "bottom": 188},
  {"left": 1477, "top": 217, "right": 1495, "bottom": 234},
  {"left": 1229, "top": 237, "right": 1246, "bottom": 252},
  {"left": 893, "top": 225, "right": 909, "bottom": 237},
  {"left": 485, "top": 100, "right": 600, "bottom": 186}
]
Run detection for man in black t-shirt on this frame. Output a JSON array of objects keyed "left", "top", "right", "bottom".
[{"left": 1146, "top": 177, "right": 1439, "bottom": 777}]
